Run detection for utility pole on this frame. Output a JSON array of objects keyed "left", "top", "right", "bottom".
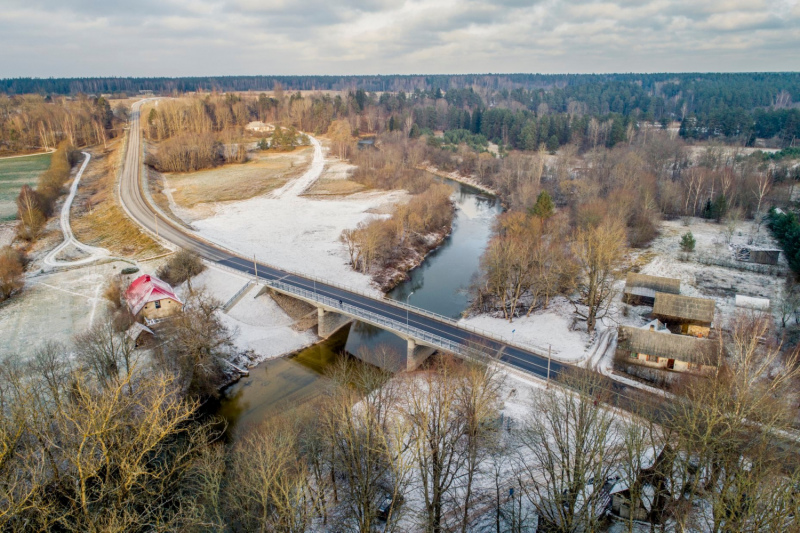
[
  {"left": 546, "top": 345, "right": 551, "bottom": 388},
  {"left": 253, "top": 255, "right": 258, "bottom": 280},
  {"left": 154, "top": 213, "right": 158, "bottom": 238}
]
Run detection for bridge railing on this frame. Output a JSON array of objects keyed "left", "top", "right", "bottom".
[
  {"left": 248, "top": 264, "right": 555, "bottom": 359},
  {"left": 265, "top": 279, "right": 493, "bottom": 358}
]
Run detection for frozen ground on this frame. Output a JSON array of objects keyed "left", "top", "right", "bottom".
[
  {"left": 171, "top": 137, "right": 406, "bottom": 296},
  {"left": 0, "top": 261, "right": 123, "bottom": 361},
  {"left": 460, "top": 297, "right": 591, "bottom": 361},
  {"left": 638, "top": 217, "right": 785, "bottom": 322},
  {"left": 184, "top": 265, "right": 317, "bottom": 362}
]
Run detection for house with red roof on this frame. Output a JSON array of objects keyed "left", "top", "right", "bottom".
[{"left": 125, "top": 274, "right": 183, "bottom": 321}]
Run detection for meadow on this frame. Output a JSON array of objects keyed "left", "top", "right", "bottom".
[{"left": 0, "top": 153, "right": 50, "bottom": 221}]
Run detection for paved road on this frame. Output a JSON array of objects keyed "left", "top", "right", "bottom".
[{"left": 118, "top": 101, "right": 570, "bottom": 382}]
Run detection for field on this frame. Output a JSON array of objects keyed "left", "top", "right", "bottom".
[
  {"left": 163, "top": 146, "right": 313, "bottom": 208},
  {"left": 0, "top": 153, "right": 50, "bottom": 221},
  {"left": 70, "top": 140, "right": 166, "bottom": 258}
]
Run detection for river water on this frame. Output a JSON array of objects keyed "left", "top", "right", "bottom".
[{"left": 211, "top": 179, "right": 501, "bottom": 438}]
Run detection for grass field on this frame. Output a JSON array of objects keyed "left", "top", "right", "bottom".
[
  {"left": 0, "top": 153, "right": 50, "bottom": 221},
  {"left": 164, "top": 147, "right": 313, "bottom": 208}
]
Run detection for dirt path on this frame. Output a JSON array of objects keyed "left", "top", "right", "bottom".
[
  {"left": 268, "top": 135, "right": 324, "bottom": 199},
  {"left": 43, "top": 152, "right": 111, "bottom": 270}
]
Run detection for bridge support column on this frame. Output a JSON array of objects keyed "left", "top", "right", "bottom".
[
  {"left": 317, "top": 307, "right": 353, "bottom": 338},
  {"left": 407, "top": 339, "right": 436, "bottom": 371}
]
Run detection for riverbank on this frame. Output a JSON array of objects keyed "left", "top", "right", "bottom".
[
  {"left": 420, "top": 164, "right": 498, "bottom": 196},
  {"left": 373, "top": 221, "right": 453, "bottom": 292}
]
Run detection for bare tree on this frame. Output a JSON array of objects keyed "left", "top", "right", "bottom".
[
  {"left": 518, "top": 370, "right": 621, "bottom": 533},
  {"left": 572, "top": 219, "right": 627, "bottom": 332}
]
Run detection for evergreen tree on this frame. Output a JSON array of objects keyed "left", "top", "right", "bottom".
[
  {"left": 680, "top": 231, "right": 696, "bottom": 252},
  {"left": 530, "top": 190, "right": 555, "bottom": 219}
]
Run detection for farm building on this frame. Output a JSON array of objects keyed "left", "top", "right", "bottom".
[
  {"left": 652, "top": 292, "right": 715, "bottom": 337},
  {"left": 125, "top": 322, "right": 155, "bottom": 348},
  {"left": 609, "top": 446, "right": 675, "bottom": 524},
  {"left": 125, "top": 274, "right": 183, "bottom": 322},
  {"left": 245, "top": 121, "right": 275, "bottom": 133},
  {"left": 734, "top": 245, "right": 781, "bottom": 265},
  {"left": 616, "top": 325, "right": 717, "bottom": 372},
  {"left": 622, "top": 273, "right": 681, "bottom": 306}
]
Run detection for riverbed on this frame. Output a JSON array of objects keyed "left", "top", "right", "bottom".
[{"left": 211, "top": 179, "right": 501, "bottom": 439}]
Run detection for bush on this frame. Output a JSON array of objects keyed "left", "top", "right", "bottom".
[
  {"left": 157, "top": 249, "right": 206, "bottom": 289},
  {"left": 680, "top": 231, "right": 696, "bottom": 252},
  {"left": 121, "top": 266, "right": 139, "bottom": 275},
  {"left": 0, "top": 247, "right": 24, "bottom": 301}
]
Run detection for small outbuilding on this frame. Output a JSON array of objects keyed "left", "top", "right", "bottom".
[
  {"left": 617, "top": 325, "right": 717, "bottom": 372},
  {"left": 735, "top": 246, "right": 781, "bottom": 265},
  {"left": 652, "top": 292, "right": 715, "bottom": 337},
  {"left": 126, "top": 322, "right": 155, "bottom": 348},
  {"left": 735, "top": 295, "right": 771, "bottom": 313},
  {"left": 125, "top": 274, "right": 183, "bottom": 322},
  {"left": 623, "top": 273, "right": 681, "bottom": 306}
]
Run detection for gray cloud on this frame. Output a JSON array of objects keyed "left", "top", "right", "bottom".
[{"left": 0, "top": 0, "right": 798, "bottom": 77}]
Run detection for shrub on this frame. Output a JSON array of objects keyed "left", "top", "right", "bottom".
[
  {"left": 121, "top": 266, "right": 139, "bottom": 275},
  {"left": 0, "top": 247, "right": 24, "bottom": 301},
  {"left": 157, "top": 249, "right": 206, "bottom": 289},
  {"left": 680, "top": 231, "right": 696, "bottom": 252}
]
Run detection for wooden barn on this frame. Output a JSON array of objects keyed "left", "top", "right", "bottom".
[
  {"left": 622, "top": 273, "right": 681, "bottom": 306},
  {"left": 652, "top": 292, "right": 715, "bottom": 337},
  {"left": 617, "top": 325, "right": 717, "bottom": 372},
  {"left": 125, "top": 274, "right": 183, "bottom": 322}
]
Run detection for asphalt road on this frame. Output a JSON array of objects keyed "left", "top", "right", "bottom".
[{"left": 119, "top": 101, "right": 566, "bottom": 381}]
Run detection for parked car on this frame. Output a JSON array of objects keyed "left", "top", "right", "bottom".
[{"left": 377, "top": 493, "right": 404, "bottom": 521}]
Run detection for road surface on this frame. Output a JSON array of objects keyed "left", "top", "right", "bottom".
[{"left": 118, "top": 100, "right": 574, "bottom": 383}]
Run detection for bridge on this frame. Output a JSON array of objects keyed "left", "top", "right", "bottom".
[{"left": 119, "top": 100, "right": 565, "bottom": 379}]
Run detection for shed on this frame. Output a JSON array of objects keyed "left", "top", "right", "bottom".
[
  {"left": 652, "top": 292, "right": 715, "bottom": 336},
  {"left": 735, "top": 295, "right": 770, "bottom": 312},
  {"left": 623, "top": 273, "right": 681, "bottom": 306},
  {"left": 735, "top": 245, "right": 781, "bottom": 265},
  {"left": 126, "top": 323, "right": 155, "bottom": 348},
  {"left": 617, "top": 325, "right": 717, "bottom": 372}
]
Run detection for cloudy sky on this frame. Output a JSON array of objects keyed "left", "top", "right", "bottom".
[{"left": 1, "top": 0, "right": 799, "bottom": 77}]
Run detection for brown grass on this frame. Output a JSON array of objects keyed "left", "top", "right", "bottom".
[
  {"left": 164, "top": 146, "right": 313, "bottom": 208},
  {"left": 71, "top": 139, "right": 166, "bottom": 258},
  {"left": 304, "top": 179, "right": 365, "bottom": 196}
]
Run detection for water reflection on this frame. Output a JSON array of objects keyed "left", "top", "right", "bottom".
[{"left": 211, "top": 176, "right": 501, "bottom": 440}]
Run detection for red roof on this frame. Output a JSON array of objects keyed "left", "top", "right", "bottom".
[{"left": 125, "top": 274, "right": 182, "bottom": 316}]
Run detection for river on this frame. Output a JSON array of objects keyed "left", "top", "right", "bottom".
[{"left": 210, "top": 178, "right": 501, "bottom": 439}]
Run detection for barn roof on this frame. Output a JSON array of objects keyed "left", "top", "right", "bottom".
[
  {"left": 623, "top": 273, "right": 681, "bottom": 297},
  {"left": 125, "top": 274, "right": 182, "bottom": 316},
  {"left": 653, "top": 292, "right": 715, "bottom": 325},
  {"left": 619, "top": 326, "right": 717, "bottom": 365}
]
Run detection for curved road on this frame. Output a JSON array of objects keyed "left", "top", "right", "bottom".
[{"left": 119, "top": 101, "right": 573, "bottom": 383}]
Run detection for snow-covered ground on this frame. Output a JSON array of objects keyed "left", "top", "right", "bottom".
[
  {"left": 460, "top": 297, "right": 591, "bottom": 362},
  {"left": 168, "top": 137, "right": 406, "bottom": 297},
  {"left": 182, "top": 265, "right": 317, "bottom": 363}
]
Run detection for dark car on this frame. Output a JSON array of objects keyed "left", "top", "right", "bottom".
[{"left": 377, "top": 493, "right": 404, "bottom": 521}]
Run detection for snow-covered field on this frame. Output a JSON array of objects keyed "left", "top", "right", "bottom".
[
  {"left": 182, "top": 265, "right": 317, "bottom": 363},
  {"left": 168, "top": 137, "right": 406, "bottom": 297}
]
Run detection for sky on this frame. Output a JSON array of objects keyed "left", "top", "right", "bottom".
[{"left": 1, "top": 0, "right": 799, "bottom": 77}]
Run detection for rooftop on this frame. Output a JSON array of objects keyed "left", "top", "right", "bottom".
[
  {"left": 619, "top": 325, "right": 717, "bottom": 365},
  {"left": 653, "top": 292, "right": 715, "bottom": 324}
]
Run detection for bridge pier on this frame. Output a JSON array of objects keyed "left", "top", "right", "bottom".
[
  {"left": 407, "top": 339, "right": 436, "bottom": 371},
  {"left": 317, "top": 307, "right": 353, "bottom": 338}
]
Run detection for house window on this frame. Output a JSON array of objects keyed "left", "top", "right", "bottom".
[
  {"left": 646, "top": 354, "right": 658, "bottom": 363},
  {"left": 155, "top": 300, "right": 161, "bottom": 309}
]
